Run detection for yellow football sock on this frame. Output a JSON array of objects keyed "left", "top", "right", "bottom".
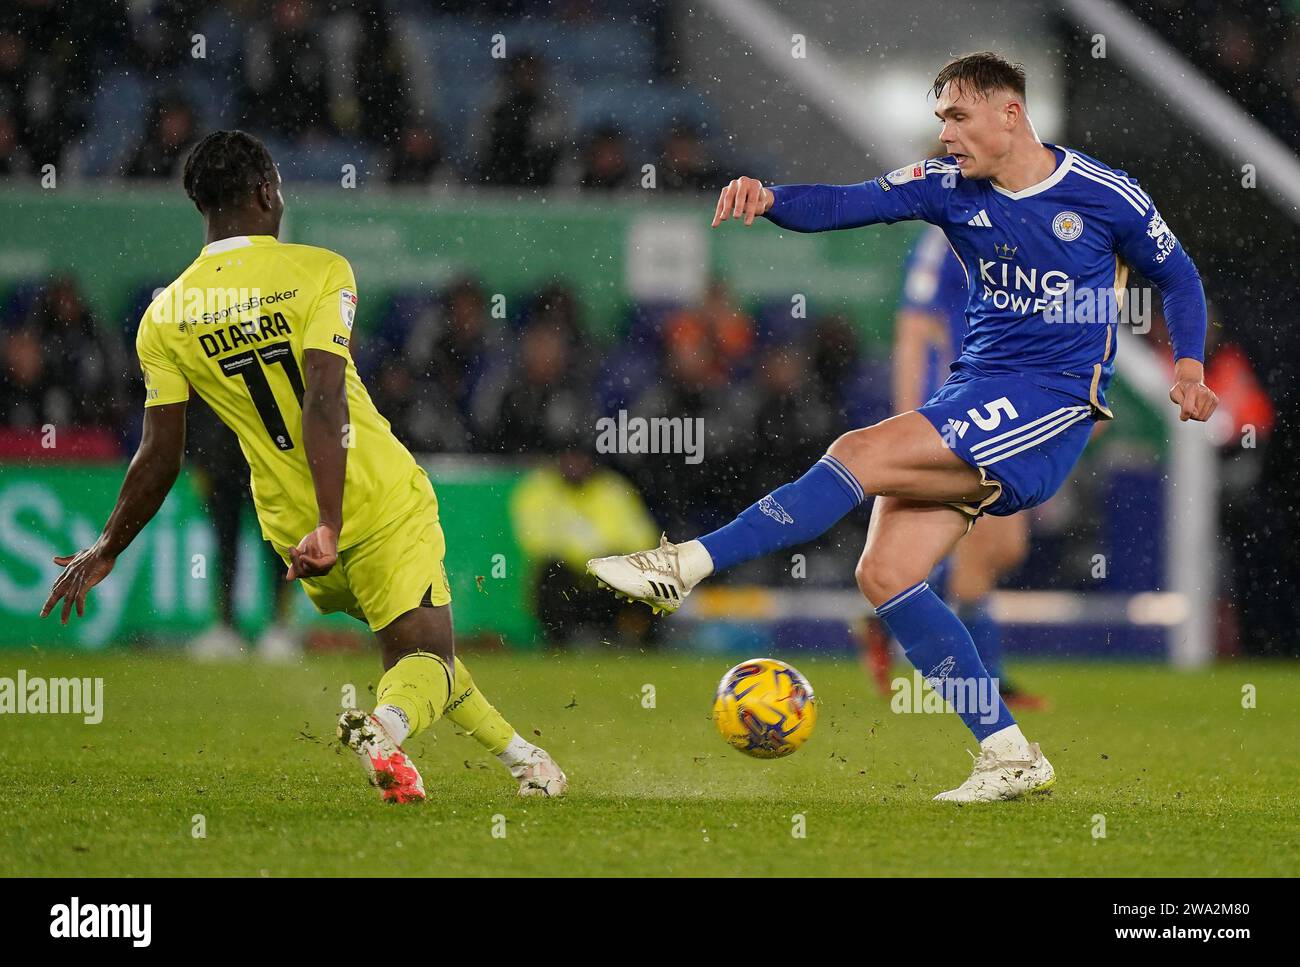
[
  {"left": 443, "top": 657, "right": 515, "bottom": 755},
  {"left": 375, "top": 651, "right": 453, "bottom": 741}
]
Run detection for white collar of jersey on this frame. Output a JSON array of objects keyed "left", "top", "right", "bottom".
[
  {"left": 990, "top": 146, "right": 1073, "bottom": 200},
  {"left": 202, "top": 235, "right": 255, "bottom": 255}
]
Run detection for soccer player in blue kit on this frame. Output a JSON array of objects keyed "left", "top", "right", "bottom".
[{"left": 590, "top": 52, "right": 1219, "bottom": 801}]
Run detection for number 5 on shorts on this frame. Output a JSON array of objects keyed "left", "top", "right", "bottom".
[{"left": 967, "top": 396, "right": 1020, "bottom": 431}]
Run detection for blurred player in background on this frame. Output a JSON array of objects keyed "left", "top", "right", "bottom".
[
  {"left": 40, "top": 130, "right": 566, "bottom": 803},
  {"left": 188, "top": 397, "right": 300, "bottom": 662},
  {"left": 510, "top": 440, "right": 662, "bottom": 649},
  {"left": 859, "top": 221, "right": 1045, "bottom": 710}
]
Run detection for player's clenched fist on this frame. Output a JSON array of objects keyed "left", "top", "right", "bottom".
[
  {"left": 286, "top": 523, "right": 339, "bottom": 580},
  {"left": 1169, "top": 379, "right": 1219, "bottom": 423},
  {"left": 712, "top": 176, "right": 774, "bottom": 227},
  {"left": 1168, "top": 358, "right": 1219, "bottom": 423}
]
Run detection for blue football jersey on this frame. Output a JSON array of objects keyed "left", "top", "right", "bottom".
[
  {"left": 767, "top": 144, "right": 1207, "bottom": 415},
  {"left": 899, "top": 224, "right": 969, "bottom": 396}
]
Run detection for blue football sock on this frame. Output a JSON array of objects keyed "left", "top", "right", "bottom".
[
  {"left": 698, "top": 455, "right": 864, "bottom": 574},
  {"left": 960, "top": 600, "right": 1004, "bottom": 681},
  {"left": 876, "top": 582, "right": 1015, "bottom": 741}
]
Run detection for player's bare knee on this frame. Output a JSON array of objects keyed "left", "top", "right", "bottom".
[
  {"left": 826, "top": 426, "right": 881, "bottom": 493},
  {"left": 377, "top": 606, "right": 455, "bottom": 670},
  {"left": 855, "top": 552, "right": 925, "bottom": 608}
]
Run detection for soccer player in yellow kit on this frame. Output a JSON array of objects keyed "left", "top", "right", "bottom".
[{"left": 40, "top": 130, "right": 566, "bottom": 803}]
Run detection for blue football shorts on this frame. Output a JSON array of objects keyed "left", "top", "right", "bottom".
[{"left": 917, "top": 372, "right": 1097, "bottom": 518}]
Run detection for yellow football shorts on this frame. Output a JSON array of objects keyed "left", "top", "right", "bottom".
[{"left": 276, "top": 489, "right": 452, "bottom": 632}]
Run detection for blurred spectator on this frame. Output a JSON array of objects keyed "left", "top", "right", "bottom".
[
  {"left": 387, "top": 124, "right": 443, "bottom": 185},
  {"left": 749, "top": 334, "right": 860, "bottom": 584},
  {"left": 1149, "top": 301, "right": 1275, "bottom": 447},
  {"left": 475, "top": 51, "right": 564, "bottom": 187},
  {"left": 482, "top": 317, "right": 591, "bottom": 455},
  {"left": 579, "top": 125, "right": 631, "bottom": 190},
  {"left": 810, "top": 313, "right": 864, "bottom": 416},
  {"left": 0, "top": 2, "right": 720, "bottom": 187},
  {"left": 510, "top": 447, "right": 661, "bottom": 648},
  {"left": 1202, "top": 305, "right": 1275, "bottom": 445},
  {"left": 124, "top": 94, "right": 197, "bottom": 179},
  {"left": 751, "top": 340, "right": 838, "bottom": 484},
  {"left": 0, "top": 0, "right": 96, "bottom": 175},
  {"left": 353, "top": 0, "right": 412, "bottom": 148},
  {"left": 0, "top": 276, "right": 125, "bottom": 431},
  {"left": 0, "top": 21, "right": 29, "bottom": 110},
  {"left": 625, "top": 329, "right": 758, "bottom": 536},
  {"left": 0, "top": 103, "right": 27, "bottom": 175},
  {"left": 126, "top": 0, "right": 199, "bottom": 74},
  {"left": 240, "top": 0, "right": 337, "bottom": 141},
  {"left": 662, "top": 279, "right": 756, "bottom": 387},
  {"left": 0, "top": 325, "right": 51, "bottom": 429},
  {"left": 1126, "top": 0, "right": 1296, "bottom": 140},
  {"left": 527, "top": 280, "right": 592, "bottom": 371},
  {"left": 402, "top": 277, "right": 507, "bottom": 444},
  {"left": 370, "top": 354, "right": 474, "bottom": 454},
  {"left": 658, "top": 124, "right": 720, "bottom": 192}
]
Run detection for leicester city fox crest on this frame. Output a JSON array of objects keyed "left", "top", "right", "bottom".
[
  {"left": 925, "top": 655, "right": 957, "bottom": 690},
  {"left": 1052, "top": 211, "right": 1084, "bottom": 241},
  {"left": 759, "top": 495, "right": 794, "bottom": 524}
]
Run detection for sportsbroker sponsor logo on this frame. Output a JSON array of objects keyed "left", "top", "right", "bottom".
[{"left": 150, "top": 285, "right": 298, "bottom": 328}]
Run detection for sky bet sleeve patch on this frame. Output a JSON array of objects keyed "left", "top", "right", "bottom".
[
  {"left": 885, "top": 162, "right": 926, "bottom": 185},
  {"left": 303, "top": 255, "right": 358, "bottom": 360},
  {"left": 340, "top": 289, "right": 357, "bottom": 330}
]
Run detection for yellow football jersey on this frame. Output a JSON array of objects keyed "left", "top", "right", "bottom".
[{"left": 137, "top": 234, "right": 429, "bottom": 552}]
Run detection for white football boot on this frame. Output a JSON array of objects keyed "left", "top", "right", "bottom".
[
  {"left": 255, "top": 624, "right": 301, "bottom": 664},
  {"left": 511, "top": 749, "right": 568, "bottom": 798},
  {"left": 587, "top": 535, "right": 696, "bottom": 615},
  {"left": 190, "top": 623, "right": 247, "bottom": 662},
  {"left": 337, "top": 709, "right": 426, "bottom": 804},
  {"left": 933, "top": 742, "right": 1056, "bottom": 802}
]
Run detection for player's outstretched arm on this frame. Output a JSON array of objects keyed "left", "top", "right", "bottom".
[
  {"left": 711, "top": 169, "right": 935, "bottom": 233},
  {"left": 290, "top": 348, "right": 349, "bottom": 580},
  {"left": 40, "top": 401, "right": 187, "bottom": 624}
]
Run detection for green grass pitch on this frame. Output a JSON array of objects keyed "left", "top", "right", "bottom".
[{"left": 1, "top": 650, "right": 1295, "bottom": 876}]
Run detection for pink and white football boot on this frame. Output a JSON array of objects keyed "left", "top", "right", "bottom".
[{"left": 337, "top": 709, "right": 426, "bottom": 804}]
